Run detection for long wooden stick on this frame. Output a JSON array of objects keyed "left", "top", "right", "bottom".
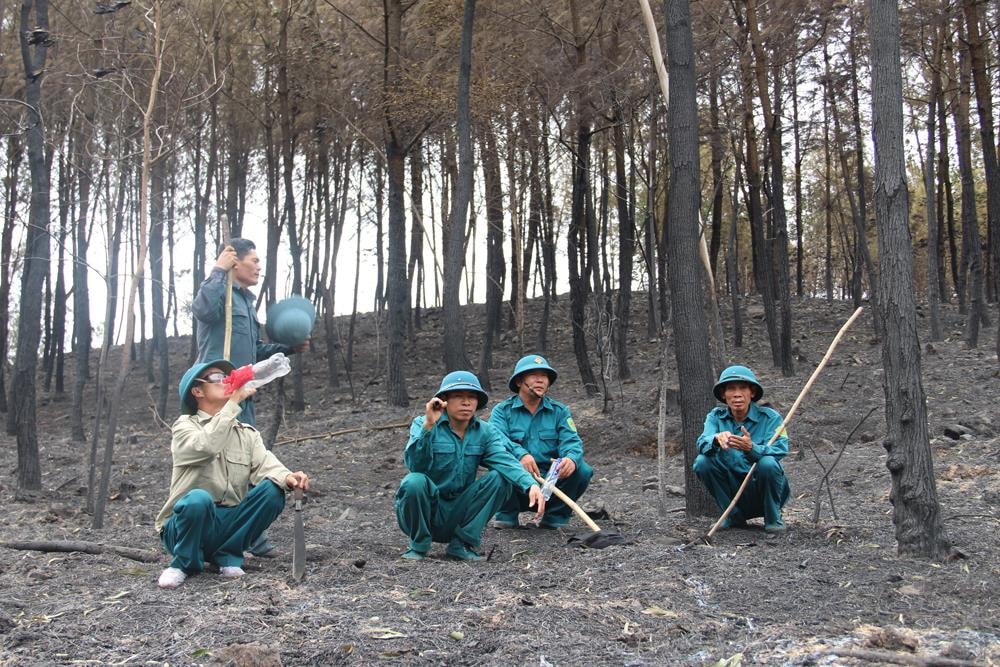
[
  {"left": 532, "top": 473, "right": 601, "bottom": 532},
  {"left": 223, "top": 270, "right": 234, "bottom": 360},
  {"left": 222, "top": 221, "right": 233, "bottom": 361},
  {"left": 696, "top": 307, "right": 865, "bottom": 544}
]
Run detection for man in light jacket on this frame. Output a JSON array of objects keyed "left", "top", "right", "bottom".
[{"left": 155, "top": 359, "right": 309, "bottom": 589}]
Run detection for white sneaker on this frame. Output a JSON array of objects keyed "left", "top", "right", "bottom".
[
  {"left": 219, "top": 566, "right": 246, "bottom": 579},
  {"left": 157, "top": 567, "right": 187, "bottom": 589}
]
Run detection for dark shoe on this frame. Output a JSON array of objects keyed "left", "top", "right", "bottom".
[
  {"left": 248, "top": 533, "right": 278, "bottom": 558},
  {"left": 538, "top": 518, "right": 569, "bottom": 530},
  {"left": 491, "top": 512, "right": 519, "bottom": 529},
  {"left": 721, "top": 516, "right": 747, "bottom": 529},
  {"left": 445, "top": 539, "right": 482, "bottom": 561},
  {"left": 764, "top": 520, "right": 788, "bottom": 534},
  {"left": 401, "top": 548, "right": 427, "bottom": 560}
]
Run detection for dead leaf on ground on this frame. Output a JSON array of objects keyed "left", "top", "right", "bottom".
[{"left": 641, "top": 605, "right": 679, "bottom": 618}]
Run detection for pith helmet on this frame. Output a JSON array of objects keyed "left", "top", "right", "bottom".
[
  {"left": 265, "top": 295, "right": 316, "bottom": 347},
  {"left": 178, "top": 358, "right": 236, "bottom": 415},
  {"left": 713, "top": 365, "right": 764, "bottom": 402},
  {"left": 508, "top": 354, "right": 558, "bottom": 392},
  {"left": 435, "top": 370, "right": 488, "bottom": 410}
]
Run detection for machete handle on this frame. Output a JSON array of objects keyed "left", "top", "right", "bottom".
[{"left": 531, "top": 473, "right": 601, "bottom": 532}]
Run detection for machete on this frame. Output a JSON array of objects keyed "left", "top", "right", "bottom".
[{"left": 292, "top": 487, "right": 306, "bottom": 580}]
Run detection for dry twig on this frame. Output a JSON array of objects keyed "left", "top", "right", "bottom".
[
  {"left": 811, "top": 406, "right": 877, "bottom": 524},
  {"left": 824, "top": 647, "right": 981, "bottom": 666},
  {"left": 275, "top": 421, "right": 410, "bottom": 446}
]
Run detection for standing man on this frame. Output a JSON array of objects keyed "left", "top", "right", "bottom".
[
  {"left": 395, "top": 371, "right": 545, "bottom": 561},
  {"left": 192, "top": 238, "right": 302, "bottom": 427},
  {"left": 490, "top": 355, "right": 593, "bottom": 529},
  {"left": 156, "top": 359, "right": 310, "bottom": 589},
  {"left": 694, "top": 365, "right": 790, "bottom": 533}
]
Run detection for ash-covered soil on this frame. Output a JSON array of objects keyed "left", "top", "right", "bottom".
[{"left": 0, "top": 296, "right": 997, "bottom": 666}]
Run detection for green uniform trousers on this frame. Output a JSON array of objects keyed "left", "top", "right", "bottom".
[
  {"left": 395, "top": 470, "right": 511, "bottom": 552},
  {"left": 693, "top": 454, "right": 789, "bottom": 526},
  {"left": 160, "top": 480, "right": 285, "bottom": 573}
]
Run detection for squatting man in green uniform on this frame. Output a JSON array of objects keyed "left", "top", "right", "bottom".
[
  {"left": 490, "top": 355, "right": 592, "bottom": 529},
  {"left": 694, "top": 365, "right": 790, "bottom": 533},
  {"left": 155, "top": 360, "right": 310, "bottom": 589},
  {"left": 395, "top": 371, "right": 546, "bottom": 561}
]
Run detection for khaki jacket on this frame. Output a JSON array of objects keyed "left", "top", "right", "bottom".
[{"left": 155, "top": 401, "right": 291, "bottom": 532}]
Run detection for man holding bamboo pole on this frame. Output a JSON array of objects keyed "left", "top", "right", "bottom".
[
  {"left": 192, "top": 238, "right": 304, "bottom": 426},
  {"left": 694, "top": 365, "right": 791, "bottom": 533}
]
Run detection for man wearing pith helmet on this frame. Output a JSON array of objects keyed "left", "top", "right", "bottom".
[
  {"left": 395, "top": 370, "right": 546, "bottom": 561},
  {"left": 490, "top": 355, "right": 593, "bottom": 529},
  {"left": 154, "top": 360, "right": 310, "bottom": 589},
  {"left": 694, "top": 365, "right": 790, "bottom": 533}
]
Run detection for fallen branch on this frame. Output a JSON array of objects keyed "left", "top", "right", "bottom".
[
  {"left": 1, "top": 540, "right": 161, "bottom": 563},
  {"left": 823, "top": 647, "right": 981, "bottom": 666},
  {"left": 274, "top": 421, "right": 410, "bottom": 446}
]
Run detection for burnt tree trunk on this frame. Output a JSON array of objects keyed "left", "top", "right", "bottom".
[
  {"left": 924, "top": 17, "right": 944, "bottom": 342},
  {"left": 383, "top": 0, "right": 410, "bottom": 406},
  {"left": 745, "top": 0, "right": 793, "bottom": 374},
  {"left": 938, "top": 34, "right": 958, "bottom": 307},
  {"left": 441, "top": 0, "right": 476, "bottom": 372},
  {"left": 0, "top": 137, "right": 23, "bottom": 415},
  {"left": 727, "top": 141, "right": 745, "bottom": 348},
  {"left": 644, "top": 106, "right": 660, "bottom": 337},
  {"left": 736, "top": 11, "right": 780, "bottom": 366},
  {"left": 665, "top": 0, "right": 716, "bottom": 517},
  {"left": 46, "top": 149, "right": 67, "bottom": 395},
  {"left": 478, "top": 125, "right": 505, "bottom": 388},
  {"left": 11, "top": 0, "right": 52, "bottom": 490},
  {"left": 960, "top": 0, "right": 1000, "bottom": 356},
  {"left": 407, "top": 139, "right": 425, "bottom": 332},
  {"left": 567, "top": 1, "right": 598, "bottom": 395},
  {"left": 537, "top": 116, "right": 557, "bottom": 353},
  {"left": 71, "top": 127, "right": 93, "bottom": 442},
  {"left": 957, "top": 32, "right": 986, "bottom": 347},
  {"left": 149, "top": 152, "right": 169, "bottom": 419},
  {"left": 613, "top": 97, "right": 634, "bottom": 380},
  {"left": 869, "top": 0, "right": 950, "bottom": 559},
  {"left": 277, "top": 0, "right": 305, "bottom": 412}
]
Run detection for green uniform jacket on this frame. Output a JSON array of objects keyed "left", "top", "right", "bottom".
[
  {"left": 155, "top": 400, "right": 292, "bottom": 532},
  {"left": 489, "top": 395, "right": 584, "bottom": 467},
  {"left": 192, "top": 267, "right": 291, "bottom": 370},
  {"left": 404, "top": 415, "right": 536, "bottom": 497},
  {"left": 695, "top": 402, "right": 789, "bottom": 474}
]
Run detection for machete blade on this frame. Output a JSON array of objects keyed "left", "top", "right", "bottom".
[{"left": 292, "top": 487, "right": 306, "bottom": 581}]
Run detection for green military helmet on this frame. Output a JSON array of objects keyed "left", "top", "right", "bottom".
[
  {"left": 265, "top": 295, "right": 316, "bottom": 347},
  {"left": 178, "top": 358, "right": 236, "bottom": 415},
  {"left": 435, "top": 370, "right": 489, "bottom": 410},
  {"left": 508, "top": 354, "right": 558, "bottom": 392},
  {"left": 713, "top": 365, "right": 764, "bottom": 402}
]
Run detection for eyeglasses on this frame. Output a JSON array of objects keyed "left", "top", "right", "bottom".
[{"left": 195, "top": 372, "right": 226, "bottom": 385}]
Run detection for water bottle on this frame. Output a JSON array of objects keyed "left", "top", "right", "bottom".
[
  {"left": 541, "top": 458, "right": 562, "bottom": 500},
  {"left": 223, "top": 353, "right": 292, "bottom": 394},
  {"left": 245, "top": 353, "right": 291, "bottom": 389}
]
